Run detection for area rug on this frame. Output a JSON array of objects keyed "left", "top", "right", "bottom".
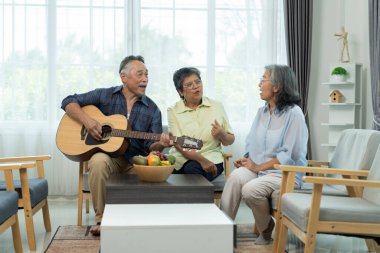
[
  {"left": 45, "top": 226, "right": 100, "bottom": 253},
  {"left": 45, "top": 224, "right": 297, "bottom": 253}
]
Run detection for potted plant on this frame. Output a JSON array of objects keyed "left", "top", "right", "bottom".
[{"left": 331, "top": 66, "right": 348, "bottom": 82}]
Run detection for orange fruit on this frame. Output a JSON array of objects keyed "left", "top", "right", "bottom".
[{"left": 147, "top": 154, "right": 161, "bottom": 166}]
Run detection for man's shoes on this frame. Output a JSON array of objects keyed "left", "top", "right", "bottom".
[
  {"left": 255, "top": 218, "right": 275, "bottom": 245},
  {"left": 90, "top": 222, "right": 101, "bottom": 236}
]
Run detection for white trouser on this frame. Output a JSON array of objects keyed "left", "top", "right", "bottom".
[{"left": 220, "top": 167, "right": 281, "bottom": 233}]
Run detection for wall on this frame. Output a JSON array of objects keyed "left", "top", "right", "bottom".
[{"left": 309, "top": 0, "right": 372, "bottom": 160}]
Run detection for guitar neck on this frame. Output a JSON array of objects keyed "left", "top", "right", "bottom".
[{"left": 111, "top": 129, "right": 176, "bottom": 142}]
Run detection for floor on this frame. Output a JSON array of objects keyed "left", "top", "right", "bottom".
[{"left": 0, "top": 196, "right": 374, "bottom": 253}]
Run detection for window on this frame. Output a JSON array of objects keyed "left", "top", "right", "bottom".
[
  {"left": 1, "top": 0, "right": 285, "bottom": 124},
  {"left": 0, "top": 0, "right": 286, "bottom": 194}
]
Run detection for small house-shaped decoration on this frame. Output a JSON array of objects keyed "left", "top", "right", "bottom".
[{"left": 329, "top": 90, "right": 343, "bottom": 103}]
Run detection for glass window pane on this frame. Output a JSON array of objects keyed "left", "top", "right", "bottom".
[
  {"left": 175, "top": 10, "right": 207, "bottom": 65},
  {"left": 141, "top": 0, "right": 173, "bottom": 8},
  {"left": 57, "top": 0, "right": 90, "bottom": 7},
  {"left": 215, "top": 10, "right": 249, "bottom": 67},
  {"left": 174, "top": 0, "right": 207, "bottom": 9},
  {"left": 56, "top": 7, "right": 90, "bottom": 64},
  {"left": 1, "top": 4, "right": 48, "bottom": 121},
  {"left": 92, "top": 8, "right": 125, "bottom": 62}
]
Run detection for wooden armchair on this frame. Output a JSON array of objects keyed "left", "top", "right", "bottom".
[
  {"left": 213, "top": 153, "right": 232, "bottom": 206},
  {"left": 0, "top": 163, "right": 33, "bottom": 253},
  {"left": 273, "top": 145, "right": 380, "bottom": 253},
  {"left": 253, "top": 129, "right": 380, "bottom": 239},
  {"left": 0, "top": 155, "right": 51, "bottom": 251}
]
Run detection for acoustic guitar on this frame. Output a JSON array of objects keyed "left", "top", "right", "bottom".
[{"left": 56, "top": 105, "right": 203, "bottom": 162}]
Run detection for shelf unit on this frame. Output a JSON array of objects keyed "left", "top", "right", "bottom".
[{"left": 321, "top": 63, "right": 362, "bottom": 159}]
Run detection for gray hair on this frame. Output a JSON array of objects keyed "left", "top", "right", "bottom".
[
  {"left": 119, "top": 55, "right": 145, "bottom": 74},
  {"left": 264, "top": 64, "right": 301, "bottom": 112},
  {"left": 172, "top": 67, "right": 201, "bottom": 100}
]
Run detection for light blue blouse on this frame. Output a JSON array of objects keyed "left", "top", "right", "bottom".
[{"left": 245, "top": 103, "right": 308, "bottom": 186}]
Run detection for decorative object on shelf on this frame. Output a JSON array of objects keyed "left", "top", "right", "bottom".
[
  {"left": 334, "top": 26, "right": 350, "bottom": 63},
  {"left": 329, "top": 90, "right": 343, "bottom": 103},
  {"left": 331, "top": 66, "right": 348, "bottom": 82},
  {"left": 321, "top": 63, "right": 362, "bottom": 160}
]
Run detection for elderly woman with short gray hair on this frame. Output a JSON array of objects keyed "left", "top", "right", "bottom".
[
  {"left": 167, "top": 67, "right": 235, "bottom": 181},
  {"left": 220, "top": 64, "right": 308, "bottom": 245}
]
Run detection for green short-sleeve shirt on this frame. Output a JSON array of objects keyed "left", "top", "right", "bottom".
[{"left": 167, "top": 96, "right": 234, "bottom": 170}]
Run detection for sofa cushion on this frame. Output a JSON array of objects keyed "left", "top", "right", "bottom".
[
  {"left": 281, "top": 193, "right": 380, "bottom": 232},
  {"left": 211, "top": 173, "right": 225, "bottom": 192},
  {"left": 330, "top": 129, "right": 380, "bottom": 171},
  {"left": 270, "top": 185, "right": 348, "bottom": 211},
  {"left": 363, "top": 145, "right": 380, "bottom": 205},
  {"left": 0, "top": 178, "right": 48, "bottom": 208},
  {"left": 0, "top": 191, "right": 18, "bottom": 224}
]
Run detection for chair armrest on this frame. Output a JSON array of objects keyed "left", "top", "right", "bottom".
[
  {"left": 0, "top": 163, "right": 35, "bottom": 191},
  {"left": 274, "top": 164, "right": 369, "bottom": 211},
  {"left": 223, "top": 153, "right": 233, "bottom": 176},
  {"left": 303, "top": 176, "right": 380, "bottom": 188},
  {"left": 307, "top": 160, "right": 329, "bottom": 167},
  {"left": 274, "top": 164, "right": 369, "bottom": 178},
  {"left": 0, "top": 155, "right": 51, "bottom": 163},
  {"left": 0, "top": 163, "right": 35, "bottom": 171},
  {"left": 0, "top": 155, "right": 51, "bottom": 178}
]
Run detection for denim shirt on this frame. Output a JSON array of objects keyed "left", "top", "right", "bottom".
[
  {"left": 245, "top": 104, "right": 308, "bottom": 186},
  {"left": 61, "top": 85, "right": 163, "bottom": 161}
]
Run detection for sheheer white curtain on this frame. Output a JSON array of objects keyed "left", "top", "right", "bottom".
[{"left": 0, "top": 0, "right": 286, "bottom": 195}]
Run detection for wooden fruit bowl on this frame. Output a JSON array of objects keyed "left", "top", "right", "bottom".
[{"left": 134, "top": 164, "right": 175, "bottom": 182}]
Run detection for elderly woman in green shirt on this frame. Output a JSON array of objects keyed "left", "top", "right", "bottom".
[{"left": 167, "top": 67, "right": 235, "bottom": 181}]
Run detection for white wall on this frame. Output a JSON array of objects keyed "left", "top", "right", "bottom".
[{"left": 309, "top": 0, "right": 373, "bottom": 160}]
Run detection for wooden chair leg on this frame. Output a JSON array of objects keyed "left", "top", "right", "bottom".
[
  {"left": 276, "top": 221, "right": 288, "bottom": 253},
  {"left": 273, "top": 215, "right": 282, "bottom": 252},
  {"left": 42, "top": 199, "right": 51, "bottom": 232},
  {"left": 366, "top": 239, "right": 380, "bottom": 253},
  {"left": 11, "top": 215, "right": 23, "bottom": 253},
  {"left": 86, "top": 198, "right": 90, "bottom": 214},
  {"left": 213, "top": 192, "right": 222, "bottom": 207},
  {"left": 19, "top": 168, "right": 36, "bottom": 251},
  {"left": 304, "top": 184, "right": 323, "bottom": 253},
  {"left": 78, "top": 162, "right": 84, "bottom": 226},
  {"left": 214, "top": 199, "right": 220, "bottom": 207},
  {"left": 77, "top": 195, "right": 83, "bottom": 225},
  {"left": 304, "top": 233, "right": 318, "bottom": 253},
  {"left": 24, "top": 209, "right": 36, "bottom": 251}
]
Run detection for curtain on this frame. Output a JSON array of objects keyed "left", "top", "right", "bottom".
[
  {"left": 283, "top": 0, "right": 313, "bottom": 158},
  {"left": 0, "top": 1, "right": 286, "bottom": 195},
  {"left": 369, "top": 0, "right": 380, "bottom": 131}
]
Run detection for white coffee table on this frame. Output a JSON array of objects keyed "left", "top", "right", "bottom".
[{"left": 101, "top": 203, "right": 233, "bottom": 253}]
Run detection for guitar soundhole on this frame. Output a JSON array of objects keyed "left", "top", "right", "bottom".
[
  {"left": 101, "top": 125, "right": 112, "bottom": 141},
  {"left": 84, "top": 125, "right": 112, "bottom": 145}
]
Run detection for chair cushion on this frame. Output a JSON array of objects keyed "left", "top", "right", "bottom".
[
  {"left": 363, "top": 146, "right": 380, "bottom": 205},
  {"left": 270, "top": 130, "right": 380, "bottom": 211},
  {"left": 0, "top": 178, "right": 48, "bottom": 208},
  {"left": 270, "top": 185, "right": 348, "bottom": 210},
  {"left": 0, "top": 191, "right": 18, "bottom": 224},
  {"left": 330, "top": 129, "right": 380, "bottom": 171},
  {"left": 211, "top": 173, "right": 225, "bottom": 192},
  {"left": 281, "top": 193, "right": 380, "bottom": 232}
]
